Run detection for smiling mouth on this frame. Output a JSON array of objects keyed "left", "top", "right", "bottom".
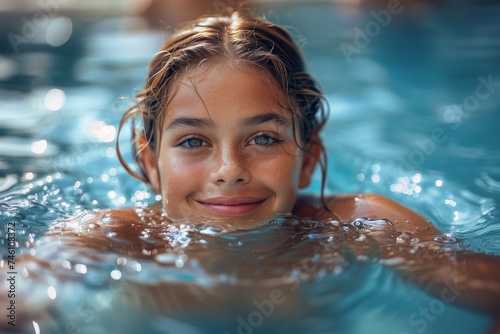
[{"left": 195, "top": 197, "right": 266, "bottom": 216}]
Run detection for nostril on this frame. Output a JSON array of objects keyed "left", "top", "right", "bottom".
[{"left": 211, "top": 156, "right": 251, "bottom": 185}]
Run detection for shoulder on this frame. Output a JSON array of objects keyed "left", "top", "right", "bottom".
[{"left": 295, "top": 193, "right": 439, "bottom": 238}]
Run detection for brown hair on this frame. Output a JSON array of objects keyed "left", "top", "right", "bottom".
[{"left": 117, "top": 9, "right": 330, "bottom": 208}]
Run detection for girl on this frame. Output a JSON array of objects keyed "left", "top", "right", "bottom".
[
  {"left": 116, "top": 8, "right": 436, "bottom": 235},
  {"left": 103, "top": 8, "right": 500, "bottom": 321}
]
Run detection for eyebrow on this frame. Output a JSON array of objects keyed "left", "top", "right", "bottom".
[
  {"left": 165, "top": 112, "right": 290, "bottom": 130},
  {"left": 242, "top": 113, "right": 290, "bottom": 127},
  {"left": 166, "top": 117, "right": 216, "bottom": 130}
]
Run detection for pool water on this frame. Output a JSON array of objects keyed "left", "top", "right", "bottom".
[{"left": 1, "top": 1, "right": 500, "bottom": 334}]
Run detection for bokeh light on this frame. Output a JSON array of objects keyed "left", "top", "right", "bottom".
[
  {"left": 46, "top": 17, "right": 73, "bottom": 47},
  {"left": 44, "top": 88, "right": 66, "bottom": 111}
]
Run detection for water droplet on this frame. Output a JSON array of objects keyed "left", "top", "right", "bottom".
[
  {"left": 396, "top": 232, "right": 413, "bottom": 244},
  {"left": 355, "top": 234, "right": 367, "bottom": 242},
  {"left": 380, "top": 257, "right": 405, "bottom": 266},
  {"left": 371, "top": 174, "right": 380, "bottom": 183},
  {"left": 228, "top": 241, "right": 243, "bottom": 247},
  {"left": 62, "top": 260, "right": 71, "bottom": 270},
  {"left": 175, "top": 259, "right": 184, "bottom": 268},
  {"left": 75, "top": 264, "right": 87, "bottom": 274},
  {"left": 367, "top": 219, "right": 394, "bottom": 231},
  {"left": 155, "top": 253, "right": 178, "bottom": 264},
  {"left": 110, "top": 269, "right": 121, "bottom": 280},
  {"left": 199, "top": 225, "right": 225, "bottom": 236},
  {"left": 47, "top": 286, "right": 57, "bottom": 299},
  {"left": 306, "top": 234, "right": 327, "bottom": 239},
  {"left": 130, "top": 261, "right": 142, "bottom": 272},
  {"left": 433, "top": 233, "right": 457, "bottom": 244},
  {"left": 351, "top": 219, "right": 366, "bottom": 228}
]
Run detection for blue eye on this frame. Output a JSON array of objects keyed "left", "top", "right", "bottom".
[
  {"left": 251, "top": 134, "right": 282, "bottom": 146},
  {"left": 179, "top": 137, "right": 205, "bottom": 148}
]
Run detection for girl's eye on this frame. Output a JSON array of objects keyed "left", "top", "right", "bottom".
[
  {"left": 250, "top": 134, "right": 282, "bottom": 146},
  {"left": 179, "top": 137, "right": 206, "bottom": 149}
]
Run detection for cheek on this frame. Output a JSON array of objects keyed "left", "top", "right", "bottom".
[
  {"left": 255, "top": 150, "right": 303, "bottom": 187},
  {"left": 158, "top": 156, "right": 204, "bottom": 197}
]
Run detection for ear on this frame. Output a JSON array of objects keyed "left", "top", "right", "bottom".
[
  {"left": 298, "top": 134, "right": 323, "bottom": 189},
  {"left": 138, "top": 137, "right": 161, "bottom": 193}
]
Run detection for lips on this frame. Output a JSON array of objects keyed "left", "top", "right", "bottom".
[{"left": 195, "top": 196, "right": 266, "bottom": 216}]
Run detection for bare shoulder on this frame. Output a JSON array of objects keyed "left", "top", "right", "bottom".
[{"left": 295, "top": 193, "right": 440, "bottom": 238}]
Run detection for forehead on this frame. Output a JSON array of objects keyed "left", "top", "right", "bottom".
[{"left": 164, "top": 62, "right": 292, "bottom": 123}]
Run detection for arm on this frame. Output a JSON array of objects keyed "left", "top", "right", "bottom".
[
  {"left": 349, "top": 194, "right": 500, "bottom": 314},
  {"left": 361, "top": 194, "right": 500, "bottom": 315},
  {"left": 298, "top": 193, "right": 500, "bottom": 315}
]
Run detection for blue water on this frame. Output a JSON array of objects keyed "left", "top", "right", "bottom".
[{"left": 1, "top": 2, "right": 500, "bottom": 334}]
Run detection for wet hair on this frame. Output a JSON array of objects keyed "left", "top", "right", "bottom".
[{"left": 117, "top": 9, "right": 331, "bottom": 210}]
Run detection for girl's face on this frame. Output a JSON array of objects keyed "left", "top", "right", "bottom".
[{"left": 143, "top": 63, "right": 318, "bottom": 227}]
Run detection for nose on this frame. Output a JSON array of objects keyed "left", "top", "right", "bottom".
[{"left": 210, "top": 145, "right": 250, "bottom": 186}]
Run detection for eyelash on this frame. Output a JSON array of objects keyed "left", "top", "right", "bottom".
[
  {"left": 249, "top": 133, "right": 284, "bottom": 147},
  {"left": 177, "top": 136, "right": 207, "bottom": 150},
  {"left": 176, "top": 133, "right": 283, "bottom": 150}
]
